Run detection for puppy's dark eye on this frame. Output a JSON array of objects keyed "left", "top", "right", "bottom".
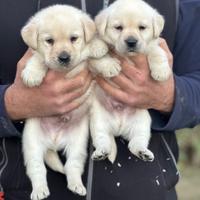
[
  {"left": 115, "top": 25, "right": 123, "bottom": 31},
  {"left": 46, "top": 38, "right": 54, "bottom": 45},
  {"left": 70, "top": 36, "right": 78, "bottom": 42},
  {"left": 139, "top": 25, "right": 146, "bottom": 31}
]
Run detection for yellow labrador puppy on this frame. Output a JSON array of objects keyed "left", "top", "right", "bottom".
[
  {"left": 90, "top": 0, "right": 171, "bottom": 163},
  {"left": 21, "top": 5, "right": 110, "bottom": 199}
]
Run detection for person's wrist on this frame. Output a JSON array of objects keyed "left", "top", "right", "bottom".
[
  {"left": 4, "top": 84, "right": 21, "bottom": 120},
  {"left": 159, "top": 99, "right": 174, "bottom": 113},
  {"left": 153, "top": 76, "right": 175, "bottom": 113}
]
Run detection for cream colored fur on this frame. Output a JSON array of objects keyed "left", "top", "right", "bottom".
[
  {"left": 90, "top": 0, "right": 171, "bottom": 163},
  {"left": 21, "top": 5, "right": 110, "bottom": 199}
]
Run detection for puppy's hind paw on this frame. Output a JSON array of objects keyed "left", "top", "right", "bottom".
[
  {"left": 138, "top": 149, "right": 154, "bottom": 162},
  {"left": 68, "top": 183, "right": 86, "bottom": 196},
  {"left": 91, "top": 149, "right": 109, "bottom": 161},
  {"left": 129, "top": 144, "right": 154, "bottom": 162},
  {"left": 31, "top": 185, "right": 50, "bottom": 200}
]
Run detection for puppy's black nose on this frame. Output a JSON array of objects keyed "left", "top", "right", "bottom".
[
  {"left": 58, "top": 51, "right": 70, "bottom": 64},
  {"left": 125, "top": 37, "right": 138, "bottom": 48}
]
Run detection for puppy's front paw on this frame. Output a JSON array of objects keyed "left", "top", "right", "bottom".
[
  {"left": 68, "top": 183, "right": 86, "bottom": 196},
  {"left": 151, "top": 62, "right": 171, "bottom": 82},
  {"left": 21, "top": 68, "right": 46, "bottom": 87},
  {"left": 101, "top": 58, "right": 121, "bottom": 78},
  {"left": 89, "top": 39, "right": 108, "bottom": 58},
  {"left": 31, "top": 184, "right": 50, "bottom": 200},
  {"left": 91, "top": 149, "right": 109, "bottom": 161}
]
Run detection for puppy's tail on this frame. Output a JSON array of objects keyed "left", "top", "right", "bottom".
[
  {"left": 44, "top": 150, "right": 65, "bottom": 174},
  {"left": 108, "top": 135, "right": 117, "bottom": 163}
]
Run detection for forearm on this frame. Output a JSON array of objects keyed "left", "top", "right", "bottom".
[
  {"left": 149, "top": 75, "right": 175, "bottom": 113},
  {"left": 0, "top": 85, "right": 21, "bottom": 137},
  {"left": 151, "top": 73, "right": 200, "bottom": 132},
  {"left": 4, "top": 83, "right": 39, "bottom": 120}
]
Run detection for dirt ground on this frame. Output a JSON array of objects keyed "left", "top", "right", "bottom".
[{"left": 176, "top": 165, "right": 200, "bottom": 200}]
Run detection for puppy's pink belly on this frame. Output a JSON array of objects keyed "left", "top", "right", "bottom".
[
  {"left": 98, "top": 93, "right": 135, "bottom": 115},
  {"left": 40, "top": 115, "right": 73, "bottom": 134},
  {"left": 39, "top": 114, "right": 83, "bottom": 144}
]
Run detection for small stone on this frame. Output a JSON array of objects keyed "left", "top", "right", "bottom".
[
  {"left": 162, "top": 169, "right": 166, "bottom": 172},
  {"left": 117, "top": 163, "right": 122, "bottom": 167},
  {"left": 128, "top": 156, "right": 132, "bottom": 160},
  {"left": 116, "top": 182, "right": 121, "bottom": 187},
  {"left": 156, "top": 180, "right": 160, "bottom": 186}
]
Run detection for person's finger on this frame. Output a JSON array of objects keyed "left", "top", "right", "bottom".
[
  {"left": 110, "top": 50, "right": 124, "bottom": 61},
  {"left": 20, "top": 48, "right": 33, "bottom": 63},
  {"left": 54, "top": 74, "right": 92, "bottom": 113},
  {"left": 62, "top": 82, "right": 93, "bottom": 113},
  {"left": 61, "top": 69, "right": 90, "bottom": 93},
  {"left": 111, "top": 73, "right": 133, "bottom": 91},
  {"left": 73, "top": 68, "right": 89, "bottom": 78},
  {"left": 96, "top": 77, "right": 128, "bottom": 102},
  {"left": 63, "top": 89, "right": 85, "bottom": 104},
  {"left": 120, "top": 60, "right": 141, "bottom": 81},
  {"left": 159, "top": 38, "right": 173, "bottom": 67},
  {"left": 159, "top": 38, "right": 171, "bottom": 55},
  {"left": 80, "top": 72, "right": 93, "bottom": 93},
  {"left": 17, "top": 49, "right": 33, "bottom": 69},
  {"left": 61, "top": 100, "right": 83, "bottom": 114},
  {"left": 69, "top": 72, "right": 93, "bottom": 98},
  {"left": 129, "top": 54, "right": 149, "bottom": 70},
  {"left": 23, "top": 48, "right": 33, "bottom": 58},
  {"left": 16, "top": 49, "right": 33, "bottom": 79}
]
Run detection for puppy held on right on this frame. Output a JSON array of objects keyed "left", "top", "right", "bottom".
[{"left": 89, "top": 0, "right": 172, "bottom": 163}]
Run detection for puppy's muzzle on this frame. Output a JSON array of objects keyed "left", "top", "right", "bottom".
[
  {"left": 58, "top": 51, "right": 71, "bottom": 65},
  {"left": 125, "top": 37, "right": 138, "bottom": 52}
]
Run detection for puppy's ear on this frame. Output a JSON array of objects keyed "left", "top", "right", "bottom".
[
  {"left": 95, "top": 10, "right": 109, "bottom": 37},
  {"left": 21, "top": 18, "right": 38, "bottom": 50},
  {"left": 152, "top": 11, "right": 165, "bottom": 38},
  {"left": 81, "top": 14, "right": 96, "bottom": 43}
]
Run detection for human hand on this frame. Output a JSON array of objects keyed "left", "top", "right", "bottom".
[
  {"left": 96, "top": 39, "right": 175, "bottom": 112},
  {"left": 4, "top": 49, "right": 92, "bottom": 120}
]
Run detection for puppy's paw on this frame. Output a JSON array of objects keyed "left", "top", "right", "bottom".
[
  {"left": 129, "top": 145, "right": 154, "bottom": 162},
  {"left": 100, "top": 58, "right": 121, "bottom": 78},
  {"left": 31, "top": 185, "right": 50, "bottom": 200},
  {"left": 91, "top": 149, "right": 109, "bottom": 161},
  {"left": 89, "top": 39, "right": 108, "bottom": 58},
  {"left": 68, "top": 183, "right": 86, "bottom": 196},
  {"left": 21, "top": 68, "right": 46, "bottom": 87},
  {"left": 138, "top": 149, "right": 154, "bottom": 162},
  {"left": 150, "top": 63, "right": 171, "bottom": 82}
]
